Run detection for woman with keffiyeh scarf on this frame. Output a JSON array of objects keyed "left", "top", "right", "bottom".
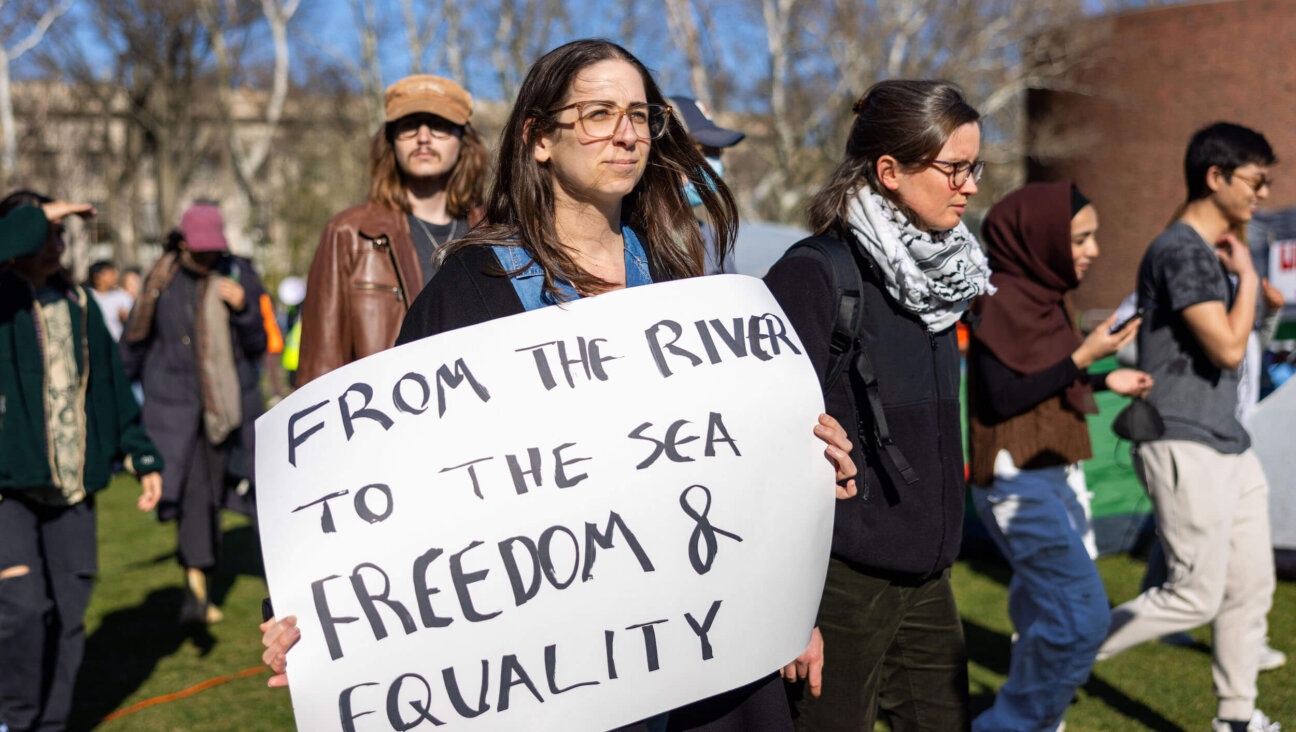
[{"left": 766, "top": 79, "right": 991, "bottom": 731}]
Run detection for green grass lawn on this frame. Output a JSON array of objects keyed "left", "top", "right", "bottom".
[{"left": 77, "top": 474, "right": 1293, "bottom": 731}]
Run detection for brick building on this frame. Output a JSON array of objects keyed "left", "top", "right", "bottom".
[{"left": 1026, "top": 0, "right": 1296, "bottom": 315}]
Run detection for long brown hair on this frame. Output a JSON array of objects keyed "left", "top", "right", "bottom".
[
  {"left": 367, "top": 122, "right": 488, "bottom": 218},
  {"left": 808, "top": 80, "right": 980, "bottom": 236},
  {"left": 444, "top": 38, "right": 738, "bottom": 299}
]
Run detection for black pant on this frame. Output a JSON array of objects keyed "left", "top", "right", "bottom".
[
  {"left": 788, "top": 560, "right": 969, "bottom": 732},
  {"left": 177, "top": 436, "right": 228, "bottom": 571},
  {"left": 0, "top": 494, "right": 97, "bottom": 732}
]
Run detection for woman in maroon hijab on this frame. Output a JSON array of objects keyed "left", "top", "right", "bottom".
[{"left": 966, "top": 182, "right": 1152, "bottom": 732}]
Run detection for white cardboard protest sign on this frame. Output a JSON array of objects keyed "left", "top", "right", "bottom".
[{"left": 255, "top": 275, "right": 833, "bottom": 732}]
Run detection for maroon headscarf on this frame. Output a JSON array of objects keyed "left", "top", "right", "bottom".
[{"left": 972, "top": 181, "right": 1096, "bottom": 414}]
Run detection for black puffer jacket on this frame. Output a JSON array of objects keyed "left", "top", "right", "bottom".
[{"left": 764, "top": 233, "right": 964, "bottom": 580}]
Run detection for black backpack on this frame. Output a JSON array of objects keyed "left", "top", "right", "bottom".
[{"left": 784, "top": 235, "right": 920, "bottom": 487}]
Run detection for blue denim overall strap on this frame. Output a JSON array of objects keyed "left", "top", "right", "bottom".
[{"left": 491, "top": 226, "right": 652, "bottom": 312}]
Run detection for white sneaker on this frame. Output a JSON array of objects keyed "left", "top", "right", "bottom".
[
  {"left": 1211, "top": 709, "right": 1281, "bottom": 732},
  {"left": 1259, "top": 640, "right": 1286, "bottom": 672}
]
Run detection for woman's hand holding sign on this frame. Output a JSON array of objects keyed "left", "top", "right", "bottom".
[
  {"left": 815, "top": 413, "right": 856, "bottom": 499},
  {"left": 261, "top": 615, "right": 299, "bottom": 687}
]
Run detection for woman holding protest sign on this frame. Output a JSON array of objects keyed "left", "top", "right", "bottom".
[
  {"left": 260, "top": 39, "right": 857, "bottom": 732},
  {"left": 764, "top": 80, "right": 991, "bottom": 730}
]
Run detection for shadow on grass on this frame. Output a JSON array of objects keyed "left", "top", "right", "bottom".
[
  {"left": 960, "top": 555, "right": 1012, "bottom": 589},
  {"left": 963, "top": 618, "right": 1184, "bottom": 730},
  {"left": 68, "top": 522, "right": 265, "bottom": 730},
  {"left": 67, "top": 587, "right": 217, "bottom": 730},
  {"left": 1082, "top": 672, "right": 1185, "bottom": 732},
  {"left": 962, "top": 617, "right": 1011, "bottom": 718}
]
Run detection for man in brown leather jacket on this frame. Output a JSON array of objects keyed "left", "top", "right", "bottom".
[{"left": 298, "top": 75, "right": 487, "bottom": 385}]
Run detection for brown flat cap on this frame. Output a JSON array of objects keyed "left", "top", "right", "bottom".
[{"left": 384, "top": 75, "right": 472, "bottom": 126}]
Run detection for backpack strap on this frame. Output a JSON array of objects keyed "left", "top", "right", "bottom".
[
  {"left": 785, "top": 235, "right": 920, "bottom": 487},
  {"left": 786, "top": 235, "right": 864, "bottom": 392}
]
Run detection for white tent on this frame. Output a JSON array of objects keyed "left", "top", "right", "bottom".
[{"left": 1251, "top": 377, "right": 1296, "bottom": 550}]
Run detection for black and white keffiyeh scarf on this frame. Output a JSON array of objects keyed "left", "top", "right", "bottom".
[{"left": 846, "top": 185, "right": 994, "bottom": 332}]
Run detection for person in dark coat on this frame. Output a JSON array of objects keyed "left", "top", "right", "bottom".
[
  {"left": 121, "top": 204, "right": 267, "bottom": 624},
  {"left": 0, "top": 191, "right": 162, "bottom": 732}
]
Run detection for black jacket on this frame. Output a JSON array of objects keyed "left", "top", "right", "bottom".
[{"left": 764, "top": 233, "right": 965, "bottom": 580}]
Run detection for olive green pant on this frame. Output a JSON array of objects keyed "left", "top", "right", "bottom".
[{"left": 788, "top": 560, "right": 969, "bottom": 731}]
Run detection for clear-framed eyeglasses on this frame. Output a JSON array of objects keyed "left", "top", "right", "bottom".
[
  {"left": 549, "top": 100, "right": 672, "bottom": 141},
  {"left": 929, "top": 159, "right": 985, "bottom": 189}
]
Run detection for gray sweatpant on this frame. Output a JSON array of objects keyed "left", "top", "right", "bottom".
[{"left": 1098, "top": 440, "right": 1274, "bottom": 721}]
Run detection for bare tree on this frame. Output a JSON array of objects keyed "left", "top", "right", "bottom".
[
  {"left": 489, "top": 0, "right": 569, "bottom": 102},
  {"left": 441, "top": 0, "right": 465, "bottom": 83},
  {"left": 201, "top": 0, "right": 301, "bottom": 245},
  {"left": 400, "top": 0, "right": 438, "bottom": 74},
  {"left": 42, "top": 0, "right": 218, "bottom": 261},
  {"left": 0, "top": 0, "right": 71, "bottom": 182},
  {"left": 662, "top": 0, "right": 710, "bottom": 102}
]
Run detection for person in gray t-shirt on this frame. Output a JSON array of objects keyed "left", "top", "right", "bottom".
[
  {"left": 1098, "top": 122, "right": 1281, "bottom": 732},
  {"left": 1136, "top": 221, "right": 1248, "bottom": 453}
]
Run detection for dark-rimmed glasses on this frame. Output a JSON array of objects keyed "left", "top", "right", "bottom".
[
  {"left": 391, "top": 116, "right": 463, "bottom": 141},
  {"left": 929, "top": 159, "right": 985, "bottom": 189},
  {"left": 549, "top": 101, "right": 671, "bottom": 141},
  {"left": 1232, "top": 171, "right": 1272, "bottom": 193}
]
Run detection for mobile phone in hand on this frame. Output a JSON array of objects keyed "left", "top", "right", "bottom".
[{"left": 1110, "top": 305, "right": 1152, "bottom": 334}]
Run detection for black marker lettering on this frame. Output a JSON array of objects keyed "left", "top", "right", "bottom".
[
  {"left": 353, "top": 483, "right": 393, "bottom": 524},
  {"left": 499, "top": 536, "right": 541, "bottom": 606},
  {"left": 553, "top": 442, "right": 591, "bottom": 488},
  {"left": 435, "top": 359, "right": 491, "bottom": 417},
  {"left": 516, "top": 342, "right": 559, "bottom": 391},
  {"left": 708, "top": 317, "right": 748, "bottom": 358},
  {"left": 386, "top": 673, "right": 444, "bottom": 729},
  {"left": 350, "top": 563, "right": 416, "bottom": 640},
  {"left": 442, "top": 661, "right": 491, "bottom": 718},
  {"left": 545, "top": 644, "right": 599, "bottom": 695},
  {"left": 645, "top": 319, "right": 701, "bottom": 377},
  {"left": 583, "top": 512, "right": 655, "bottom": 581},
  {"left": 439, "top": 457, "right": 494, "bottom": 500},
  {"left": 450, "top": 540, "right": 501, "bottom": 622},
  {"left": 626, "top": 619, "right": 669, "bottom": 672},
  {"left": 685, "top": 600, "right": 723, "bottom": 660},
  {"left": 497, "top": 654, "right": 544, "bottom": 711},
  {"left": 506, "top": 448, "right": 543, "bottom": 494},
  {"left": 539, "top": 525, "right": 580, "bottom": 589},
  {"left": 287, "top": 399, "right": 328, "bottom": 467},
  {"left": 680, "top": 485, "right": 744, "bottom": 575},
  {"left": 392, "top": 372, "right": 432, "bottom": 415},
  {"left": 339, "top": 382, "right": 394, "bottom": 440},
  {"left": 704, "top": 412, "right": 741, "bottom": 457},
  {"left": 338, "top": 682, "right": 379, "bottom": 732},
  {"left": 412, "top": 546, "right": 452, "bottom": 629},
  {"left": 292, "top": 490, "right": 349, "bottom": 534},
  {"left": 313, "top": 574, "right": 358, "bottom": 660}
]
